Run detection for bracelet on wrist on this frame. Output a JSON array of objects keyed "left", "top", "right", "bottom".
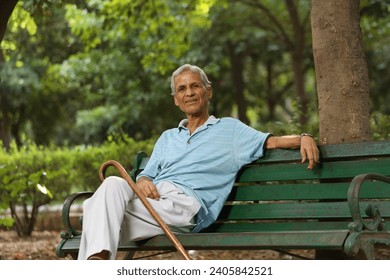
[{"left": 300, "top": 133, "right": 314, "bottom": 138}]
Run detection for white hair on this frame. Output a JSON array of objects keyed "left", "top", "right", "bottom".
[{"left": 170, "top": 64, "right": 212, "bottom": 95}]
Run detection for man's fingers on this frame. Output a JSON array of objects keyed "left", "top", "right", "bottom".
[
  {"left": 300, "top": 148, "right": 307, "bottom": 163},
  {"left": 149, "top": 185, "right": 160, "bottom": 200},
  {"left": 301, "top": 150, "right": 314, "bottom": 169},
  {"left": 137, "top": 180, "right": 160, "bottom": 200},
  {"left": 300, "top": 137, "right": 320, "bottom": 170},
  {"left": 307, "top": 156, "right": 315, "bottom": 170},
  {"left": 304, "top": 149, "right": 318, "bottom": 169},
  {"left": 143, "top": 184, "right": 160, "bottom": 200}
]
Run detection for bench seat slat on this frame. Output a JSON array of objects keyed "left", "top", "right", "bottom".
[
  {"left": 121, "top": 231, "right": 349, "bottom": 250},
  {"left": 58, "top": 230, "right": 349, "bottom": 253}
]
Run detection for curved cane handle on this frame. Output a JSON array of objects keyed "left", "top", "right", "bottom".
[{"left": 99, "top": 160, "right": 191, "bottom": 260}]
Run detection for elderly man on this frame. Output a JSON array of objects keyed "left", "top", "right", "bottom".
[{"left": 78, "top": 64, "right": 319, "bottom": 260}]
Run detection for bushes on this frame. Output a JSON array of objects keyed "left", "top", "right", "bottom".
[
  {"left": 371, "top": 112, "right": 390, "bottom": 140},
  {"left": 0, "top": 137, "right": 154, "bottom": 236},
  {"left": 70, "top": 137, "right": 155, "bottom": 192}
]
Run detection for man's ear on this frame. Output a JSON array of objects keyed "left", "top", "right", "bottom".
[
  {"left": 208, "top": 87, "right": 213, "bottom": 100},
  {"left": 173, "top": 95, "right": 179, "bottom": 106}
]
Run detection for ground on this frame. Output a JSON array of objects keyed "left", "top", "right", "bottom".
[
  {"left": 0, "top": 229, "right": 311, "bottom": 260},
  {"left": 1, "top": 229, "right": 390, "bottom": 260}
]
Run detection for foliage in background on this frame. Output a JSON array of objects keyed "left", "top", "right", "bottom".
[
  {"left": 0, "top": 136, "right": 154, "bottom": 236},
  {"left": 361, "top": 0, "right": 390, "bottom": 116},
  {"left": 1, "top": 0, "right": 388, "bottom": 148},
  {"left": 70, "top": 135, "right": 155, "bottom": 193},
  {"left": 371, "top": 112, "right": 390, "bottom": 140},
  {"left": 0, "top": 141, "right": 70, "bottom": 235}
]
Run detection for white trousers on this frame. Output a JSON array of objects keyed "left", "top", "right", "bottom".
[{"left": 77, "top": 176, "right": 201, "bottom": 260}]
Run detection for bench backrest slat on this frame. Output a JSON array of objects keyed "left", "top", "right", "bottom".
[
  {"left": 206, "top": 220, "right": 351, "bottom": 232},
  {"left": 238, "top": 158, "right": 390, "bottom": 182},
  {"left": 228, "top": 181, "right": 390, "bottom": 201},
  {"left": 258, "top": 140, "right": 390, "bottom": 163},
  {"left": 219, "top": 201, "right": 390, "bottom": 220}
]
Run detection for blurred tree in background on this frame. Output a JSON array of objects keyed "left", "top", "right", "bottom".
[{"left": 1, "top": 0, "right": 389, "bottom": 148}]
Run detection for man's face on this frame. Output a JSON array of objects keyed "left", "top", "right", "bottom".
[{"left": 173, "top": 70, "right": 212, "bottom": 117}]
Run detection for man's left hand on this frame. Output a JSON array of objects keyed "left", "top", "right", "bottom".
[{"left": 300, "top": 136, "right": 320, "bottom": 169}]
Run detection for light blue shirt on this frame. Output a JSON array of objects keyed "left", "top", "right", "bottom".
[{"left": 137, "top": 116, "right": 270, "bottom": 232}]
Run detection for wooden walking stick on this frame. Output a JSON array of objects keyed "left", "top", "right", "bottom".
[{"left": 99, "top": 160, "right": 191, "bottom": 260}]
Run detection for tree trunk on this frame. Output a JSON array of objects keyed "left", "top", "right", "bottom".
[
  {"left": 311, "top": 0, "right": 372, "bottom": 260},
  {"left": 311, "top": 0, "right": 371, "bottom": 145}
]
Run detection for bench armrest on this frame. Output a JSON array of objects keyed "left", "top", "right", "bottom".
[
  {"left": 348, "top": 173, "right": 390, "bottom": 232},
  {"left": 60, "top": 191, "right": 94, "bottom": 239},
  {"left": 129, "top": 151, "right": 149, "bottom": 180}
]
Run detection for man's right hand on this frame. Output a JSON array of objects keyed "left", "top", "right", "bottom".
[{"left": 136, "top": 177, "right": 160, "bottom": 200}]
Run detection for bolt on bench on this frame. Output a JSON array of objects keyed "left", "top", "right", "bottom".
[{"left": 56, "top": 140, "right": 390, "bottom": 259}]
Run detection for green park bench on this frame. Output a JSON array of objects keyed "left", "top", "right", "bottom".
[{"left": 56, "top": 140, "right": 390, "bottom": 260}]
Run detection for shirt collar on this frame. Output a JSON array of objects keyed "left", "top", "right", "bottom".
[{"left": 178, "top": 115, "right": 220, "bottom": 131}]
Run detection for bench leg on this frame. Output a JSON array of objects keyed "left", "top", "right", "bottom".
[
  {"left": 315, "top": 250, "right": 350, "bottom": 260},
  {"left": 360, "top": 242, "right": 375, "bottom": 260},
  {"left": 315, "top": 249, "right": 368, "bottom": 260},
  {"left": 123, "top": 250, "right": 136, "bottom": 260},
  {"left": 69, "top": 252, "right": 78, "bottom": 260}
]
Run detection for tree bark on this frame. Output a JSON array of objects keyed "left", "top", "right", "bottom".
[
  {"left": 311, "top": 0, "right": 372, "bottom": 260},
  {"left": 311, "top": 0, "right": 371, "bottom": 144}
]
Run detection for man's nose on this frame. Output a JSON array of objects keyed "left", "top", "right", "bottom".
[{"left": 185, "top": 88, "right": 194, "bottom": 96}]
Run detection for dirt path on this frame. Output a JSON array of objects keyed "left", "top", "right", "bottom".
[{"left": 0, "top": 230, "right": 71, "bottom": 260}]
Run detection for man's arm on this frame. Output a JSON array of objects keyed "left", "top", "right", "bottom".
[{"left": 265, "top": 134, "right": 320, "bottom": 170}]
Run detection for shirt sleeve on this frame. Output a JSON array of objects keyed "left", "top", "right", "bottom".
[
  {"left": 136, "top": 133, "right": 165, "bottom": 181},
  {"left": 232, "top": 121, "right": 271, "bottom": 168}
]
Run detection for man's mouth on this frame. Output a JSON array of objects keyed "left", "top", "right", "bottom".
[{"left": 185, "top": 99, "right": 197, "bottom": 104}]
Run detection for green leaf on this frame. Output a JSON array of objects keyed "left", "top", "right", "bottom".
[
  {"left": 36, "top": 183, "right": 53, "bottom": 199},
  {"left": 0, "top": 217, "right": 14, "bottom": 228}
]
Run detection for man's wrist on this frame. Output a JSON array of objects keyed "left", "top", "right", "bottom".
[{"left": 136, "top": 176, "right": 152, "bottom": 183}]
